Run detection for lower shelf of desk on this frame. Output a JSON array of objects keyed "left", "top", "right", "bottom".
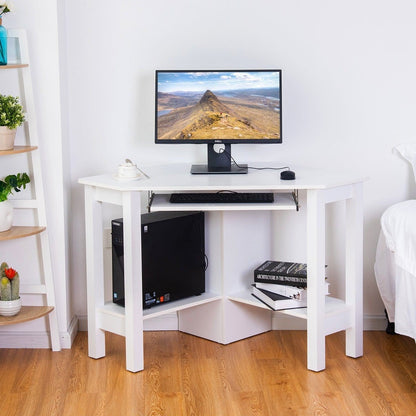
[
  {"left": 229, "top": 292, "right": 352, "bottom": 335},
  {"left": 97, "top": 290, "right": 352, "bottom": 339},
  {"left": 97, "top": 292, "right": 222, "bottom": 336}
]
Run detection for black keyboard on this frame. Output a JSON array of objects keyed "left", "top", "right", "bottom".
[{"left": 169, "top": 192, "right": 274, "bottom": 204}]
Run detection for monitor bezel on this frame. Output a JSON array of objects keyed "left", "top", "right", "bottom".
[{"left": 154, "top": 69, "right": 282, "bottom": 144}]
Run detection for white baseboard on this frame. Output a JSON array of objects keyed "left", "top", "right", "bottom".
[
  {"left": 78, "top": 314, "right": 88, "bottom": 331},
  {"left": 62, "top": 315, "right": 79, "bottom": 348},
  {"left": 272, "top": 312, "right": 388, "bottom": 331},
  {"left": 0, "top": 315, "right": 79, "bottom": 349},
  {"left": 362, "top": 314, "right": 389, "bottom": 330}
]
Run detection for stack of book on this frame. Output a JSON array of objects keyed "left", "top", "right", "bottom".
[{"left": 251, "top": 260, "right": 329, "bottom": 311}]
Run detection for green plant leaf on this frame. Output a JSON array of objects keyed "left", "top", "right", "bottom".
[{"left": 0, "top": 173, "right": 30, "bottom": 202}]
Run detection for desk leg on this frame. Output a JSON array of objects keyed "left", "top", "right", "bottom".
[
  {"left": 345, "top": 183, "right": 363, "bottom": 358},
  {"left": 307, "top": 189, "right": 326, "bottom": 372},
  {"left": 122, "top": 191, "right": 144, "bottom": 372},
  {"left": 85, "top": 185, "right": 106, "bottom": 360}
]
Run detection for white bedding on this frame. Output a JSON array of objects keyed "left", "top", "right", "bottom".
[{"left": 374, "top": 200, "right": 416, "bottom": 341}]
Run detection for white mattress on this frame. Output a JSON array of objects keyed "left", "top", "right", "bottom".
[{"left": 374, "top": 200, "right": 416, "bottom": 341}]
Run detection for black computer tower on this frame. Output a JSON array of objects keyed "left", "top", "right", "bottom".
[{"left": 112, "top": 211, "right": 205, "bottom": 308}]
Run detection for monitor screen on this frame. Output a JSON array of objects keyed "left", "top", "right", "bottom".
[{"left": 155, "top": 70, "right": 282, "bottom": 144}]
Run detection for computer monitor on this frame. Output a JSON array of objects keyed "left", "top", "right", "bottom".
[{"left": 155, "top": 69, "right": 282, "bottom": 174}]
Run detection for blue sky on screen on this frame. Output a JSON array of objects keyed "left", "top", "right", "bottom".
[{"left": 158, "top": 71, "right": 280, "bottom": 93}]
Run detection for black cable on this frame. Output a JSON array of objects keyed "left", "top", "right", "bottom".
[
  {"left": 204, "top": 254, "right": 209, "bottom": 271},
  {"left": 219, "top": 148, "right": 290, "bottom": 172}
]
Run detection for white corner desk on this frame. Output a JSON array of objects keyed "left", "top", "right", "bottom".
[{"left": 79, "top": 164, "right": 364, "bottom": 372}]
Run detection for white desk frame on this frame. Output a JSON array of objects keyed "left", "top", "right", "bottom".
[{"left": 79, "top": 164, "right": 364, "bottom": 372}]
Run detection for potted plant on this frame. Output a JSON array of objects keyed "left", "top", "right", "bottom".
[
  {"left": 0, "top": 262, "right": 21, "bottom": 316},
  {"left": 0, "top": 172, "right": 30, "bottom": 232},
  {"left": 0, "top": 94, "right": 25, "bottom": 150}
]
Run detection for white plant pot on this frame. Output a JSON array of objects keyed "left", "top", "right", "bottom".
[
  {"left": 0, "top": 126, "right": 17, "bottom": 151},
  {"left": 0, "top": 298, "right": 22, "bottom": 316},
  {"left": 0, "top": 200, "right": 13, "bottom": 232}
]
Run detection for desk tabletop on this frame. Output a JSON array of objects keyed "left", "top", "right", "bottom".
[{"left": 79, "top": 163, "right": 366, "bottom": 192}]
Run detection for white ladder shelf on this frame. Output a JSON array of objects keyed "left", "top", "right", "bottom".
[{"left": 0, "top": 29, "right": 60, "bottom": 351}]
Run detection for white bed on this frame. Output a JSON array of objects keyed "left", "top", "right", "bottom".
[
  {"left": 375, "top": 200, "right": 416, "bottom": 340},
  {"left": 374, "top": 143, "right": 416, "bottom": 341}
]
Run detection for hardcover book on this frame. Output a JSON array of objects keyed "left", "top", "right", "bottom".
[
  {"left": 251, "top": 285, "right": 307, "bottom": 311},
  {"left": 254, "top": 273, "right": 307, "bottom": 286},
  {"left": 255, "top": 282, "right": 305, "bottom": 299},
  {"left": 255, "top": 260, "right": 307, "bottom": 276},
  {"left": 255, "top": 281, "right": 330, "bottom": 298},
  {"left": 254, "top": 260, "right": 327, "bottom": 287}
]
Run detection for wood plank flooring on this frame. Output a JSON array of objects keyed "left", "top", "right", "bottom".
[{"left": 0, "top": 330, "right": 415, "bottom": 416}]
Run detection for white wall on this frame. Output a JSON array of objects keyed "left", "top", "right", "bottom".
[
  {"left": 63, "top": 1, "right": 416, "bottom": 325},
  {"left": 0, "top": 0, "right": 70, "bottom": 346}
]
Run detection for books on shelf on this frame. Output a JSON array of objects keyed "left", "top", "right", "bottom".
[
  {"left": 251, "top": 260, "right": 330, "bottom": 311},
  {"left": 251, "top": 282, "right": 330, "bottom": 311},
  {"left": 254, "top": 260, "right": 327, "bottom": 287},
  {"left": 255, "top": 281, "right": 330, "bottom": 299},
  {"left": 251, "top": 285, "right": 307, "bottom": 311}
]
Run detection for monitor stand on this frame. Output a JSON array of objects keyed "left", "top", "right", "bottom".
[{"left": 191, "top": 144, "right": 248, "bottom": 175}]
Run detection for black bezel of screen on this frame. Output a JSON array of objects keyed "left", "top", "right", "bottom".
[{"left": 154, "top": 69, "right": 282, "bottom": 144}]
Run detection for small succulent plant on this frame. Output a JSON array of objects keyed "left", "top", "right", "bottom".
[{"left": 0, "top": 262, "right": 19, "bottom": 301}]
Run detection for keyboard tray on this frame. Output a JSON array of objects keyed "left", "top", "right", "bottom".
[{"left": 169, "top": 192, "right": 274, "bottom": 204}]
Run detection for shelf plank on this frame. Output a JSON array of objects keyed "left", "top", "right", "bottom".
[
  {"left": 228, "top": 292, "right": 352, "bottom": 334},
  {"left": 0, "top": 146, "right": 38, "bottom": 156},
  {"left": 0, "top": 306, "right": 54, "bottom": 326},
  {"left": 99, "top": 292, "right": 222, "bottom": 320},
  {"left": 142, "top": 292, "right": 222, "bottom": 319},
  {"left": 0, "top": 63, "right": 28, "bottom": 69},
  {"left": 97, "top": 292, "right": 223, "bottom": 336},
  {"left": 228, "top": 290, "right": 272, "bottom": 310},
  {"left": 0, "top": 226, "right": 46, "bottom": 241},
  {"left": 277, "top": 297, "right": 348, "bottom": 319}
]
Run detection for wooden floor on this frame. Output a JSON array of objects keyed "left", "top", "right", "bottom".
[{"left": 0, "top": 330, "right": 415, "bottom": 416}]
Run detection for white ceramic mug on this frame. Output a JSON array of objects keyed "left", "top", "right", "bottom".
[{"left": 118, "top": 160, "right": 139, "bottom": 178}]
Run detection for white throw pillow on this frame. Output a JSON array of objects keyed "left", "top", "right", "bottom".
[{"left": 394, "top": 142, "right": 416, "bottom": 181}]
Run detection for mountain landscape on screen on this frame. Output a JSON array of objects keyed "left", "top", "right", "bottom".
[{"left": 157, "top": 88, "right": 281, "bottom": 141}]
